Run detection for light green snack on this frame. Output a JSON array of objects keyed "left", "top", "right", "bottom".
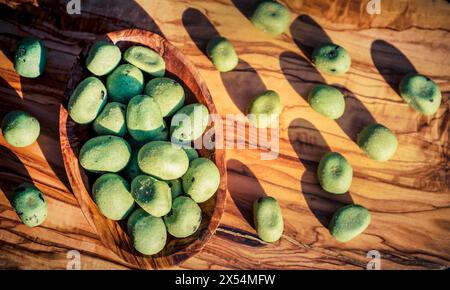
[
  {"left": 144, "top": 77, "right": 185, "bottom": 117},
  {"left": 138, "top": 141, "right": 189, "bottom": 180},
  {"left": 247, "top": 90, "right": 282, "bottom": 128},
  {"left": 312, "top": 43, "right": 351, "bottom": 75},
  {"left": 123, "top": 45, "right": 165, "bottom": 77},
  {"left": 127, "top": 208, "right": 167, "bottom": 255},
  {"left": 164, "top": 196, "right": 202, "bottom": 238},
  {"left": 79, "top": 135, "right": 131, "bottom": 173},
  {"left": 183, "top": 147, "right": 199, "bottom": 162},
  {"left": 126, "top": 95, "right": 164, "bottom": 142},
  {"left": 68, "top": 76, "right": 107, "bottom": 124},
  {"left": 253, "top": 196, "right": 283, "bottom": 242},
  {"left": 14, "top": 37, "right": 46, "bottom": 78},
  {"left": 131, "top": 175, "right": 171, "bottom": 217},
  {"left": 250, "top": 1, "right": 290, "bottom": 35},
  {"left": 308, "top": 85, "right": 345, "bottom": 119},
  {"left": 329, "top": 204, "right": 371, "bottom": 242},
  {"left": 167, "top": 179, "right": 183, "bottom": 199},
  {"left": 317, "top": 152, "right": 353, "bottom": 194},
  {"left": 1, "top": 111, "right": 40, "bottom": 147},
  {"left": 206, "top": 37, "right": 239, "bottom": 72},
  {"left": 123, "top": 149, "right": 143, "bottom": 182},
  {"left": 92, "top": 173, "right": 135, "bottom": 220},
  {"left": 357, "top": 124, "right": 398, "bottom": 162},
  {"left": 182, "top": 158, "right": 220, "bottom": 203},
  {"left": 154, "top": 119, "right": 169, "bottom": 141},
  {"left": 399, "top": 74, "right": 442, "bottom": 115},
  {"left": 106, "top": 64, "right": 144, "bottom": 104},
  {"left": 85, "top": 41, "right": 121, "bottom": 76},
  {"left": 11, "top": 184, "right": 47, "bottom": 227},
  {"left": 93, "top": 102, "right": 127, "bottom": 137},
  {"left": 170, "top": 103, "right": 209, "bottom": 144}
]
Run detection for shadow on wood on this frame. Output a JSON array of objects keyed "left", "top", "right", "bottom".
[{"left": 230, "top": 0, "right": 260, "bottom": 20}]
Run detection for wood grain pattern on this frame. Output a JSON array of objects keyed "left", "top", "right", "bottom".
[{"left": 0, "top": 0, "right": 449, "bottom": 269}]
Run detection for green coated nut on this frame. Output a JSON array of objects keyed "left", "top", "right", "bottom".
[
  {"left": 93, "top": 102, "right": 127, "bottom": 137},
  {"left": 123, "top": 45, "right": 165, "bottom": 77},
  {"left": 308, "top": 84, "right": 345, "bottom": 119},
  {"left": 312, "top": 43, "right": 351, "bottom": 75},
  {"left": 247, "top": 90, "right": 282, "bottom": 128},
  {"left": 144, "top": 77, "right": 185, "bottom": 117},
  {"left": 164, "top": 196, "right": 202, "bottom": 238},
  {"left": 182, "top": 158, "right": 220, "bottom": 203},
  {"left": 329, "top": 204, "right": 371, "bottom": 242},
  {"left": 79, "top": 135, "right": 131, "bottom": 173},
  {"left": 1, "top": 111, "right": 40, "bottom": 147},
  {"left": 123, "top": 149, "right": 143, "bottom": 182},
  {"left": 251, "top": 1, "right": 290, "bottom": 35},
  {"left": 253, "top": 196, "right": 283, "bottom": 242},
  {"left": 317, "top": 152, "right": 353, "bottom": 194},
  {"left": 131, "top": 175, "right": 172, "bottom": 217},
  {"left": 85, "top": 41, "right": 121, "bottom": 76},
  {"left": 183, "top": 147, "right": 199, "bottom": 162},
  {"left": 170, "top": 103, "right": 209, "bottom": 143},
  {"left": 11, "top": 184, "right": 47, "bottom": 227},
  {"left": 357, "top": 124, "right": 398, "bottom": 162},
  {"left": 126, "top": 95, "right": 164, "bottom": 142},
  {"left": 206, "top": 37, "right": 239, "bottom": 72},
  {"left": 106, "top": 64, "right": 144, "bottom": 104},
  {"left": 92, "top": 173, "right": 135, "bottom": 220},
  {"left": 14, "top": 37, "right": 46, "bottom": 78},
  {"left": 167, "top": 179, "right": 183, "bottom": 199},
  {"left": 399, "top": 74, "right": 442, "bottom": 115}
]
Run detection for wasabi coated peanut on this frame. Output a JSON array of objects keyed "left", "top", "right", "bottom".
[
  {"left": 1, "top": 111, "right": 40, "bottom": 147},
  {"left": 399, "top": 74, "right": 442, "bottom": 115},
  {"left": 11, "top": 184, "right": 47, "bottom": 227},
  {"left": 317, "top": 152, "right": 353, "bottom": 194},
  {"left": 247, "top": 90, "right": 282, "bottom": 128},
  {"left": 308, "top": 84, "right": 345, "bottom": 119},
  {"left": 92, "top": 174, "right": 135, "bottom": 220},
  {"left": 131, "top": 175, "right": 172, "bottom": 217},
  {"left": 250, "top": 1, "right": 290, "bottom": 36},
  {"left": 357, "top": 123, "right": 398, "bottom": 162},
  {"left": 167, "top": 179, "right": 183, "bottom": 199},
  {"left": 144, "top": 77, "right": 185, "bottom": 117},
  {"left": 123, "top": 149, "right": 143, "bottom": 181},
  {"left": 329, "top": 204, "right": 371, "bottom": 242},
  {"left": 14, "top": 37, "right": 46, "bottom": 78},
  {"left": 106, "top": 64, "right": 144, "bottom": 104},
  {"left": 170, "top": 103, "right": 209, "bottom": 143},
  {"left": 68, "top": 76, "right": 107, "bottom": 124},
  {"left": 164, "top": 196, "right": 202, "bottom": 238},
  {"left": 253, "top": 196, "right": 283, "bottom": 242},
  {"left": 93, "top": 102, "right": 127, "bottom": 137},
  {"left": 206, "top": 37, "right": 239, "bottom": 73},
  {"left": 183, "top": 147, "right": 199, "bottom": 162},
  {"left": 126, "top": 95, "right": 164, "bottom": 142},
  {"left": 86, "top": 41, "right": 121, "bottom": 76},
  {"left": 124, "top": 45, "right": 165, "bottom": 77},
  {"left": 79, "top": 135, "right": 131, "bottom": 173},
  {"left": 138, "top": 141, "right": 189, "bottom": 180},
  {"left": 182, "top": 158, "right": 220, "bottom": 203},
  {"left": 312, "top": 43, "right": 351, "bottom": 75},
  {"left": 127, "top": 208, "right": 167, "bottom": 255}
]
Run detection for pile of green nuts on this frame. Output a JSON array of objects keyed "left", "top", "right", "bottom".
[{"left": 67, "top": 41, "right": 220, "bottom": 255}]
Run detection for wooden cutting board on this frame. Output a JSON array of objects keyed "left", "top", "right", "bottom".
[{"left": 0, "top": 0, "right": 448, "bottom": 269}]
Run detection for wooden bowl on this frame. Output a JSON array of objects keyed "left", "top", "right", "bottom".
[{"left": 59, "top": 29, "right": 227, "bottom": 269}]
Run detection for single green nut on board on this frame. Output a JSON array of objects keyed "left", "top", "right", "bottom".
[
  {"left": 127, "top": 208, "right": 167, "bottom": 255},
  {"left": 312, "top": 43, "right": 351, "bottom": 75},
  {"left": 106, "top": 64, "right": 144, "bottom": 104},
  {"left": 11, "top": 184, "right": 48, "bottom": 227},
  {"left": 1, "top": 111, "right": 40, "bottom": 147},
  {"left": 329, "top": 204, "right": 371, "bottom": 243},
  {"left": 164, "top": 196, "right": 202, "bottom": 238},
  {"left": 182, "top": 158, "right": 220, "bottom": 203},
  {"left": 317, "top": 152, "right": 353, "bottom": 194},
  {"left": 131, "top": 175, "right": 172, "bottom": 217},
  {"left": 167, "top": 179, "right": 183, "bottom": 199},
  {"left": 206, "top": 37, "right": 239, "bottom": 73},
  {"left": 183, "top": 147, "right": 199, "bottom": 162},
  {"left": 123, "top": 45, "right": 165, "bottom": 77},
  {"left": 138, "top": 141, "right": 189, "bottom": 180},
  {"left": 85, "top": 41, "right": 121, "bottom": 76},
  {"left": 126, "top": 95, "right": 164, "bottom": 142},
  {"left": 170, "top": 103, "right": 209, "bottom": 143},
  {"left": 308, "top": 84, "right": 345, "bottom": 119},
  {"left": 123, "top": 149, "right": 143, "bottom": 182},
  {"left": 357, "top": 123, "right": 398, "bottom": 162},
  {"left": 14, "top": 37, "right": 46, "bottom": 78},
  {"left": 399, "top": 74, "right": 442, "bottom": 116},
  {"left": 250, "top": 0, "right": 290, "bottom": 35},
  {"left": 92, "top": 174, "right": 135, "bottom": 220},
  {"left": 253, "top": 196, "right": 283, "bottom": 243},
  {"left": 93, "top": 102, "right": 127, "bottom": 137},
  {"left": 68, "top": 76, "right": 107, "bottom": 124},
  {"left": 247, "top": 90, "right": 282, "bottom": 128},
  {"left": 144, "top": 77, "right": 185, "bottom": 117},
  {"left": 79, "top": 135, "right": 131, "bottom": 173}
]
